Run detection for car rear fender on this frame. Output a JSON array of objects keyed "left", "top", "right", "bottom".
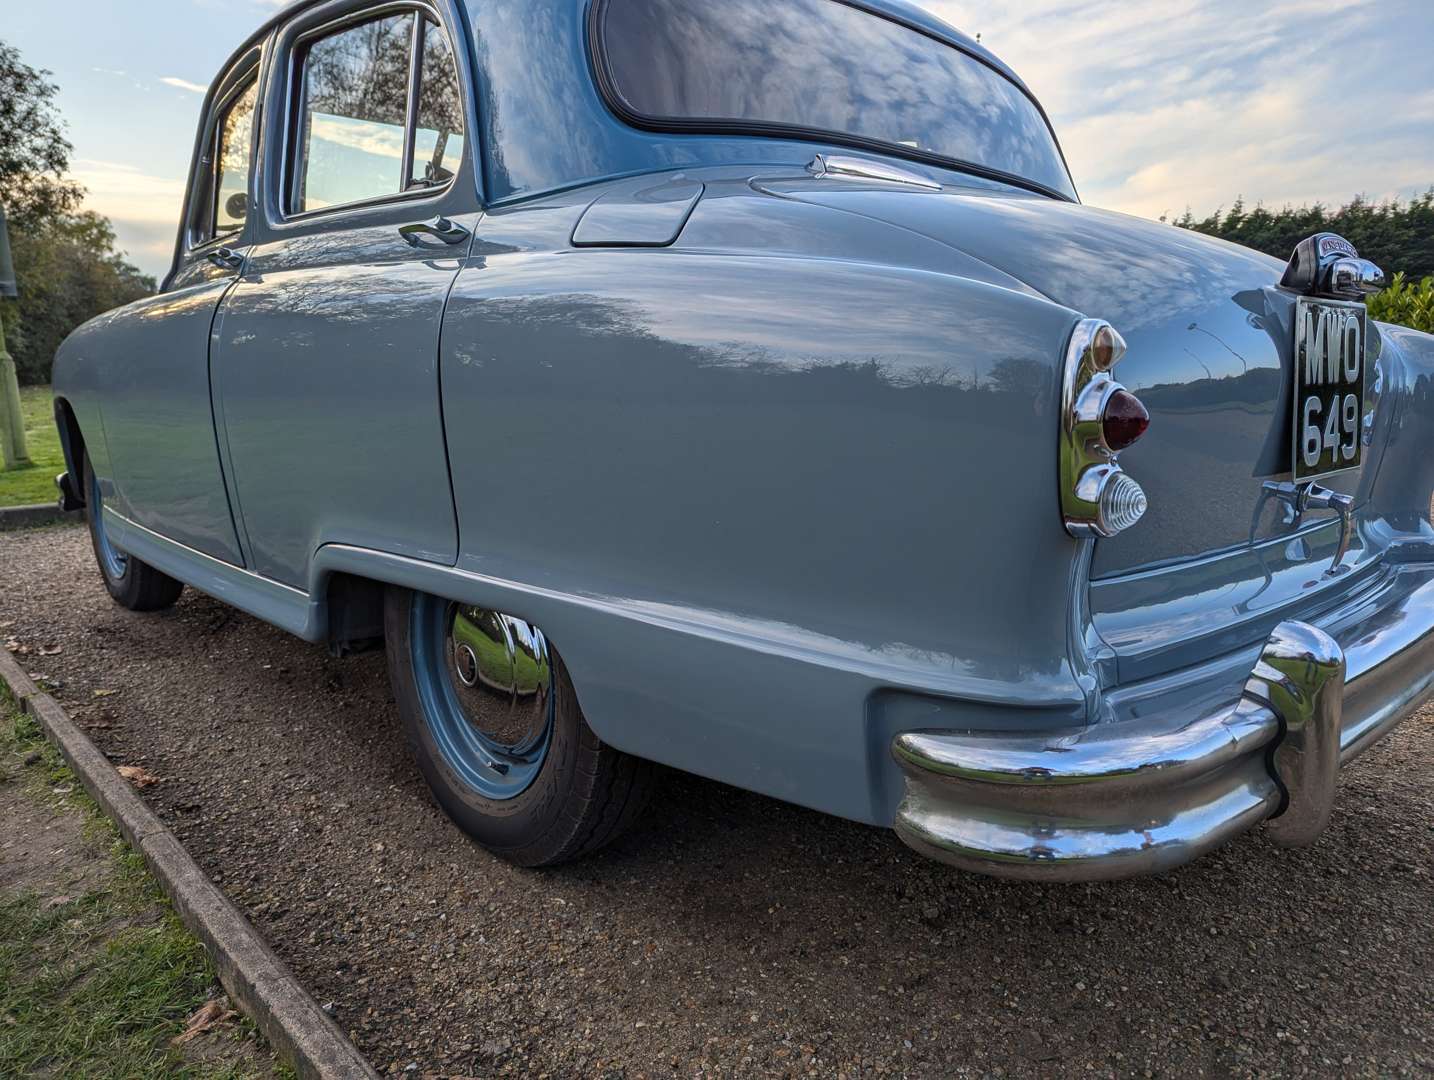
[{"left": 436, "top": 228, "right": 1094, "bottom": 820}]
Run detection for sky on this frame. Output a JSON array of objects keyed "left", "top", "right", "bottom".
[{"left": 4, "top": 0, "right": 1433, "bottom": 279}]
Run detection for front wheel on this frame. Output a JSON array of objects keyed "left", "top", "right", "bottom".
[
  {"left": 383, "top": 586, "right": 653, "bottom": 866},
  {"left": 83, "top": 454, "right": 183, "bottom": 612}
]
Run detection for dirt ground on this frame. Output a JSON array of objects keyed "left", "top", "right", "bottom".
[{"left": 2, "top": 523, "right": 1432, "bottom": 1078}]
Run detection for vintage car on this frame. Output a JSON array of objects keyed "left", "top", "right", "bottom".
[{"left": 51, "top": 0, "right": 1434, "bottom": 880}]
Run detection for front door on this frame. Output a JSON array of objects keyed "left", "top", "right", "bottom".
[
  {"left": 100, "top": 56, "right": 261, "bottom": 565},
  {"left": 212, "top": 2, "right": 477, "bottom": 589}
]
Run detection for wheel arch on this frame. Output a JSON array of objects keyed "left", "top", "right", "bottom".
[{"left": 52, "top": 394, "right": 88, "bottom": 508}]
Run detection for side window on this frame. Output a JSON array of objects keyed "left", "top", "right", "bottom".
[
  {"left": 291, "top": 10, "right": 466, "bottom": 215},
  {"left": 210, "top": 78, "right": 258, "bottom": 240},
  {"left": 410, "top": 19, "right": 465, "bottom": 189}
]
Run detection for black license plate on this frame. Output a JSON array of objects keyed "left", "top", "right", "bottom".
[{"left": 1291, "top": 296, "right": 1366, "bottom": 482}]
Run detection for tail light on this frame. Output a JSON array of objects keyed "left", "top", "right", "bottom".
[
  {"left": 1101, "top": 389, "right": 1150, "bottom": 452},
  {"left": 1060, "top": 319, "right": 1150, "bottom": 538}
]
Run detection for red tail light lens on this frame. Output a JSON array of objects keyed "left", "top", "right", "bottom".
[{"left": 1102, "top": 389, "right": 1149, "bottom": 452}]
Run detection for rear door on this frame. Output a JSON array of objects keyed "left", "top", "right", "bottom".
[
  {"left": 98, "top": 51, "right": 261, "bottom": 565},
  {"left": 212, "top": 0, "right": 479, "bottom": 588}
]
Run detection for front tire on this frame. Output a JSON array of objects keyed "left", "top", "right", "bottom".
[
  {"left": 384, "top": 586, "right": 653, "bottom": 866},
  {"left": 83, "top": 454, "right": 183, "bottom": 612}
]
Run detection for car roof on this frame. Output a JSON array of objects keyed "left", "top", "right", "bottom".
[
  {"left": 849, "top": 0, "right": 1031, "bottom": 95},
  {"left": 225, "top": 0, "right": 1030, "bottom": 97}
]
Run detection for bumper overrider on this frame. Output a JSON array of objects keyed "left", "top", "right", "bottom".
[{"left": 892, "top": 565, "right": 1434, "bottom": 881}]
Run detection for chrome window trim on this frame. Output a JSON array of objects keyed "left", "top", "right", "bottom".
[
  {"left": 207, "top": 77, "right": 261, "bottom": 242},
  {"left": 276, "top": 0, "right": 464, "bottom": 224},
  {"left": 399, "top": 14, "right": 425, "bottom": 188}
]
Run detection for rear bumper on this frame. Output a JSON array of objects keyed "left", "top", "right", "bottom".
[{"left": 893, "top": 563, "right": 1434, "bottom": 881}]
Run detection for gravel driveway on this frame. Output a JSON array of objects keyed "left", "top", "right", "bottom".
[{"left": 3, "top": 524, "right": 1432, "bottom": 1078}]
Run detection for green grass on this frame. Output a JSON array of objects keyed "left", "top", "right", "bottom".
[
  {"left": 0, "top": 692, "right": 290, "bottom": 1079},
  {"left": 0, "top": 384, "right": 65, "bottom": 508}
]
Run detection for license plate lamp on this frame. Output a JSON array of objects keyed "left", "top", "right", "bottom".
[{"left": 1281, "top": 233, "right": 1386, "bottom": 484}]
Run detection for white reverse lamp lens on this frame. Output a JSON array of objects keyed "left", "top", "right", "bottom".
[{"left": 1100, "top": 471, "right": 1147, "bottom": 534}]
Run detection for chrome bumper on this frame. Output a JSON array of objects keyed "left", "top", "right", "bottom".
[{"left": 893, "top": 564, "right": 1434, "bottom": 881}]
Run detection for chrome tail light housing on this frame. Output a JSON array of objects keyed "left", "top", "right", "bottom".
[{"left": 1060, "top": 319, "right": 1149, "bottom": 537}]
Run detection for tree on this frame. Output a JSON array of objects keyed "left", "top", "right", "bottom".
[
  {"left": 1172, "top": 190, "right": 1434, "bottom": 284},
  {"left": 1171, "top": 190, "right": 1434, "bottom": 334},
  {"left": 5, "top": 212, "right": 155, "bottom": 384},
  {"left": 0, "top": 39, "right": 154, "bottom": 385},
  {"left": 0, "top": 40, "right": 84, "bottom": 228}
]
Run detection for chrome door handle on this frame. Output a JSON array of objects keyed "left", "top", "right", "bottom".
[
  {"left": 207, "top": 246, "right": 244, "bottom": 271},
  {"left": 398, "top": 216, "right": 470, "bottom": 247}
]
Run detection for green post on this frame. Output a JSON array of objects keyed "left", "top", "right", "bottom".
[{"left": 0, "top": 203, "right": 30, "bottom": 470}]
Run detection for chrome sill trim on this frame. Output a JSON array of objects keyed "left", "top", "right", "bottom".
[{"left": 894, "top": 564, "right": 1434, "bottom": 880}]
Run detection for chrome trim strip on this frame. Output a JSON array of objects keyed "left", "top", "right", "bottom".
[
  {"left": 806, "top": 154, "right": 943, "bottom": 191},
  {"left": 314, "top": 544, "right": 1088, "bottom": 707}
]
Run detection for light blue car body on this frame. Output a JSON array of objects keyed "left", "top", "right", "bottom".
[{"left": 52, "top": 0, "right": 1434, "bottom": 877}]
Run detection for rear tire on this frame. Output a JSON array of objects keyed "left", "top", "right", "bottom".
[
  {"left": 384, "top": 586, "right": 653, "bottom": 866},
  {"left": 83, "top": 454, "right": 184, "bottom": 612}
]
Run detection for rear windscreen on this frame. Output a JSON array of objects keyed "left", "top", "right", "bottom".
[{"left": 595, "top": 0, "right": 1075, "bottom": 198}]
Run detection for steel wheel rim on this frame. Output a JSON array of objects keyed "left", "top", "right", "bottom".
[
  {"left": 409, "top": 592, "right": 555, "bottom": 800},
  {"left": 89, "top": 468, "right": 128, "bottom": 580}
]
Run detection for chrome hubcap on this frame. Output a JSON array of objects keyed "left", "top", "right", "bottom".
[
  {"left": 444, "top": 604, "right": 554, "bottom": 755},
  {"left": 409, "top": 593, "right": 555, "bottom": 801}
]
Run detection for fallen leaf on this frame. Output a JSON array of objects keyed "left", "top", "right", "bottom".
[
  {"left": 171, "top": 998, "right": 238, "bottom": 1046},
  {"left": 38, "top": 645, "right": 63, "bottom": 656},
  {"left": 43, "top": 895, "right": 74, "bottom": 910},
  {"left": 93, "top": 689, "right": 119, "bottom": 698},
  {"left": 117, "top": 765, "right": 161, "bottom": 788}
]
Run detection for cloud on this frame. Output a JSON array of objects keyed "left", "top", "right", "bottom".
[
  {"left": 919, "top": 0, "right": 1434, "bottom": 218},
  {"left": 70, "top": 159, "right": 189, "bottom": 276},
  {"left": 55, "top": 0, "right": 1434, "bottom": 281},
  {"left": 160, "top": 76, "right": 208, "bottom": 94},
  {"left": 309, "top": 113, "right": 405, "bottom": 161}
]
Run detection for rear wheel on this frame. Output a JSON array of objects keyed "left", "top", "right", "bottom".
[
  {"left": 384, "top": 586, "right": 653, "bottom": 866},
  {"left": 83, "top": 454, "right": 183, "bottom": 612}
]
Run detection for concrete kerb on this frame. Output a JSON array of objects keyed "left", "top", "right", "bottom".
[{"left": 0, "top": 648, "right": 379, "bottom": 1080}]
